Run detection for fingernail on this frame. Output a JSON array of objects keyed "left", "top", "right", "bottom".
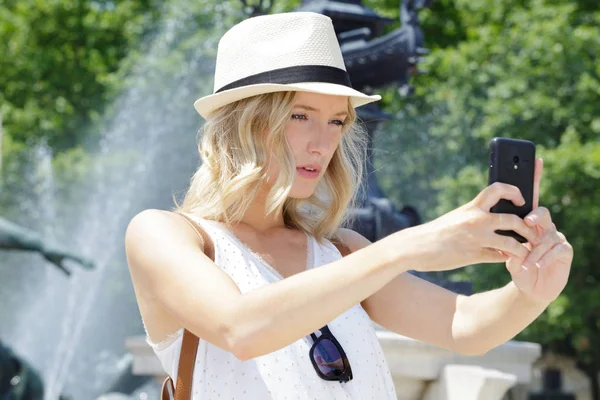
[
  {"left": 526, "top": 216, "right": 535, "bottom": 224},
  {"left": 521, "top": 265, "right": 528, "bottom": 271},
  {"left": 536, "top": 262, "right": 541, "bottom": 269}
]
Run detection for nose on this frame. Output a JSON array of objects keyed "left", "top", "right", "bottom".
[{"left": 307, "top": 122, "right": 330, "bottom": 155}]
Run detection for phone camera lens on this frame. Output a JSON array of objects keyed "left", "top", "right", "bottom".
[{"left": 513, "top": 156, "right": 520, "bottom": 163}]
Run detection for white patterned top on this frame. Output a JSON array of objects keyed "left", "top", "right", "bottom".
[{"left": 143, "top": 215, "right": 397, "bottom": 399}]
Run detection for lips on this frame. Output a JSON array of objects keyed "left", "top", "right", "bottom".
[{"left": 297, "top": 164, "right": 321, "bottom": 173}]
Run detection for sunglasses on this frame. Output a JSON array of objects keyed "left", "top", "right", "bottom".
[{"left": 309, "top": 325, "right": 353, "bottom": 383}]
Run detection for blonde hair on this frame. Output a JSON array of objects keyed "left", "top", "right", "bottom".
[{"left": 172, "top": 91, "right": 368, "bottom": 243}]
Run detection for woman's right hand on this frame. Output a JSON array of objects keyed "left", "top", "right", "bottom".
[{"left": 416, "top": 182, "right": 541, "bottom": 273}]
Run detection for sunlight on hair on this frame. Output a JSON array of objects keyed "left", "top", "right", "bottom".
[{"left": 172, "top": 91, "right": 368, "bottom": 243}]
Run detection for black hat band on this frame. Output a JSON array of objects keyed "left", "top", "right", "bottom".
[{"left": 215, "top": 65, "right": 353, "bottom": 93}]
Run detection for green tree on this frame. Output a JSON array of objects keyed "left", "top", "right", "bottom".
[
  {"left": 0, "top": 0, "right": 161, "bottom": 152},
  {"left": 373, "top": 0, "right": 600, "bottom": 396},
  {"left": 0, "top": 0, "right": 163, "bottom": 219}
]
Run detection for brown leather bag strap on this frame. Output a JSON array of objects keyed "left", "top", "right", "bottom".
[
  {"left": 160, "top": 333, "right": 199, "bottom": 400},
  {"left": 175, "top": 329, "right": 201, "bottom": 400},
  {"left": 161, "top": 212, "right": 215, "bottom": 400},
  {"left": 330, "top": 237, "right": 351, "bottom": 257},
  {"left": 334, "top": 242, "right": 351, "bottom": 257}
]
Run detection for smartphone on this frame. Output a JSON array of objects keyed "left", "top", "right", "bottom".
[{"left": 488, "top": 137, "right": 536, "bottom": 243}]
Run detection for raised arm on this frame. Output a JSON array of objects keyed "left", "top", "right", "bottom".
[
  {"left": 338, "top": 228, "right": 542, "bottom": 356},
  {"left": 344, "top": 163, "right": 572, "bottom": 356},
  {"left": 125, "top": 209, "right": 425, "bottom": 360},
  {"left": 125, "top": 183, "right": 538, "bottom": 360}
]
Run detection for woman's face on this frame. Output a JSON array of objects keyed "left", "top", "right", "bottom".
[{"left": 265, "top": 92, "right": 349, "bottom": 199}]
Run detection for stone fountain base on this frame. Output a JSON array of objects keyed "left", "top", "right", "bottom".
[
  {"left": 124, "top": 330, "right": 541, "bottom": 400},
  {"left": 376, "top": 331, "right": 541, "bottom": 399}
]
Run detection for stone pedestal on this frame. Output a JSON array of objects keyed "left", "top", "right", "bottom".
[
  {"left": 377, "top": 331, "right": 541, "bottom": 400},
  {"left": 423, "top": 365, "right": 517, "bottom": 400},
  {"left": 125, "top": 330, "right": 541, "bottom": 400}
]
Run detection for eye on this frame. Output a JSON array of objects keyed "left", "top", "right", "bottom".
[
  {"left": 291, "top": 113, "right": 308, "bottom": 121},
  {"left": 290, "top": 113, "right": 346, "bottom": 127}
]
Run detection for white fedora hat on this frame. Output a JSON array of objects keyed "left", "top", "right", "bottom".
[{"left": 194, "top": 12, "right": 381, "bottom": 119}]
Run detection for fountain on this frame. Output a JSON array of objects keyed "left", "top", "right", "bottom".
[
  {"left": 0, "top": 217, "right": 94, "bottom": 399},
  {"left": 0, "top": 1, "right": 231, "bottom": 398}
]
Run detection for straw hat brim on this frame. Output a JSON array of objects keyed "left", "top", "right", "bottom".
[{"left": 194, "top": 82, "right": 381, "bottom": 119}]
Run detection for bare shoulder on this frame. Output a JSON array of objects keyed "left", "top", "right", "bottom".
[
  {"left": 125, "top": 209, "right": 203, "bottom": 254},
  {"left": 124, "top": 209, "right": 217, "bottom": 344},
  {"left": 333, "top": 228, "right": 372, "bottom": 253},
  {"left": 124, "top": 209, "right": 207, "bottom": 291},
  {"left": 126, "top": 208, "right": 190, "bottom": 237}
]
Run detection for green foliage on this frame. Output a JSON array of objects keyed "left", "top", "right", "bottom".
[
  {"left": 374, "top": 0, "right": 600, "bottom": 368},
  {"left": 0, "top": 0, "right": 161, "bottom": 152}
]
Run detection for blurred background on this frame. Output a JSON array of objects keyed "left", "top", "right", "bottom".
[{"left": 0, "top": 0, "right": 598, "bottom": 399}]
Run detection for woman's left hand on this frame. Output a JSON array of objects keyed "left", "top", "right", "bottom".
[{"left": 504, "top": 158, "right": 573, "bottom": 304}]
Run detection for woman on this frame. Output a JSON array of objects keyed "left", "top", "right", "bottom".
[{"left": 125, "top": 11, "right": 572, "bottom": 399}]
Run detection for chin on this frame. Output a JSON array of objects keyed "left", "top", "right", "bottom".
[
  {"left": 288, "top": 192, "right": 314, "bottom": 200},
  {"left": 288, "top": 187, "right": 315, "bottom": 199}
]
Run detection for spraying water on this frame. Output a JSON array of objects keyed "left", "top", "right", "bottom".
[{"left": 0, "top": 1, "right": 236, "bottom": 398}]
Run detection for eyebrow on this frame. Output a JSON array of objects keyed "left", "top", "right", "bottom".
[{"left": 293, "top": 104, "right": 348, "bottom": 117}]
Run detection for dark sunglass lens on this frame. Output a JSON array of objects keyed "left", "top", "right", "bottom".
[{"left": 313, "top": 338, "right": 345, "bottom": 377}]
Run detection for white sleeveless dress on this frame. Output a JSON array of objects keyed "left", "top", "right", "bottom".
[{"left": 143, "top": 216, "right": 397, "bottom": 399}]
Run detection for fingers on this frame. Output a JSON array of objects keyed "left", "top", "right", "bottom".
[
  {"left": 505, "top": 253, "right": 527, "bottom": 276},
  {"left": 470, "top": 184, "right": 547, "bottom": 262},
  {"left": 536, "top": 241, "right": 573, "bottom": 269},
  {"left": 522, "top": 229, "right": 563, "bottom": 269},
  {"left": 493, "top": 213, "right": 540, "bottom": 245},
  {"left": 479, "top": 248, "right": 511, "bottom": 264},
  {"left": 532, "top": 158, "right": 544, "bottom": 209},
  {"left": 525, "top": 206, "right": 552, "bottom": 232},
  {"left": 474, "top": 182, "right": 526, "bottom": 211},
  {"left": 487, "top": 234, "right": 531, "bottom": 260}
]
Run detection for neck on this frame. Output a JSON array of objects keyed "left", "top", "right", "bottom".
[
  {"left": 236, "top": 187, "right": 288, "bottom": 234},
  {"left": 238, "top": 211, "right": 286, "bottom": 234}
]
